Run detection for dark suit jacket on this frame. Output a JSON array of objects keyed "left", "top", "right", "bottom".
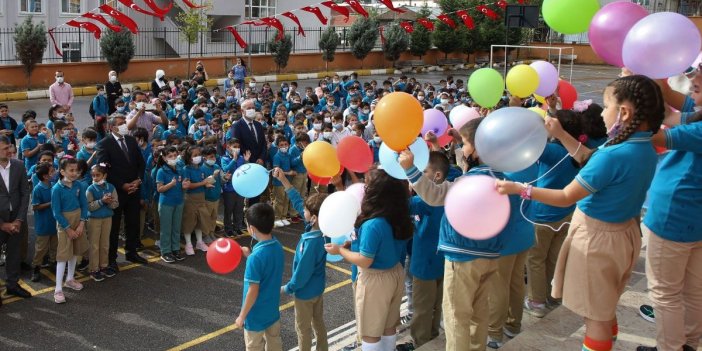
[
  {"left": 232, "top": 119, "right": 268, "bottom": 163},
  {"left": 95, "top": 133, "right": 145, "bottom": 191},
  {"left": 0, "top": 158, "right": 30, "bottom": 225}
]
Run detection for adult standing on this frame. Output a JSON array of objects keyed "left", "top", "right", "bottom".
[
  {"left": 95, "top": 114, "right": 147, "bottom": 272},
  {"left": 105, "top": 71, "right": 123, "bottom": 115},
  {"left": 126, "top": 92, "right": 168, "bottom": 139},
  {"left": 231, "top": 99, "right": 267, "bottom": 204},
  {"left": 49, "top": 71, "right": 74, "bottom": 112},
  {"left": 231, "top": 57, "right": 246, "bottom": 87},
  {"left": 151, "top": 69, "right": 168, "bottom": 98},
  {"left": 0, "top": 136, "right": 32, "bottom": 305}
]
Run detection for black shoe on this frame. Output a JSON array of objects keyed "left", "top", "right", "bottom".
[
  {"left": 102, "top": 266, "right": 117, "bottom": 278},
  {"left": 226, "top": 230, "right": 236, "bottom": 238},
  {"left": 90, "top": 271, "right": 105, "bottom": 282},
  {"left": 160, "top": 253, "right": 176, "bottom": 263},
  {"left": 637, "top": 347, "right": 657, "bottom": 351},
  {"left": 173, "top": 252, "right": 186, "bottom": 261},
  {"left": 396, "top": 342, "right": 415, "bottom": 351},
  {"left": 20, "top": 262, "right": 32, "bottom": 271},
  {"left": 30, "top": 267, "right": 41, "bottom": 282},
  {"left": 136, "top": 241, "right": 145, "bottom": 251},
  {"left": 77, "top": 259, "right": 89, "bottom": 272},
  {"left": 6, "top": 285, "right": 32, "bottom": 299},
  {"left": 125, "top": 253, "right": 148, "bottom": 265},
  {"left": 683, "top": 346, "right": 696, "bottom": 351}
]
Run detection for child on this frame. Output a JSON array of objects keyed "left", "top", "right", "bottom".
[
  {"left": 496, "top": 75, "right": 664, "bottom": 351},
  {"left": 330, "top": 112, "right": 351, "bottom": 146},
  {"left": 52, "top": 120, "right": 71, "bottom": 152},
  {"left": 156, "top": 147, "right": 186, "bottom": 263},
  {"left": 30, "top": 162, "right": 58, "bottom": 282},
  {"left": 201, "top": 147, "right": 223, "bottom": 243},
  {"left": 368, "top": 132, "right": 381, "bottom": 164},
  {"left": 91, "top": 85, "right": 109, "bottom": 119},
  {"left": 20, "top": 119, "right": 47, "bottom": 170},
  {"left": 235, "top": 203, "right": 285, "bottom": 351},
  {"left": 221, "top": 139, "right": 250, "bottom": 237},
  {"left": 51, "top": 157, "right": 89, "bottom": 304},
  {"left": 289, "top": 133, "right": 310, "bottom": 223},
  {"left": 181, "top": 145, "right": 211, "bottom": 255},
  {"left": 76, "top": 128, "right": 98, "bottom": 168},
  {"left": 272, "top": 136, "right": 294, "bottom": 227},
  {"left": 85, "top": 163, "right": 119, "bottom": 281},
  {"left": 272, "top": 169, "right": 329, "bottom": 351}
]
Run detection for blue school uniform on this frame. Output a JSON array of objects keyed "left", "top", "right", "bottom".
[
  {"left": 52, "top": 135, "right": 70, "bottom": 152},
  {"left": 289, "top": 145, "right": 306, "bottom": 175},
  {"left": 242, "top": 238, "right": 285, "bottom": 332},
  {"left": 409, "top": 196, "right": 445, "bottom": 281},
  {"left": 202, "top": 163, "right": 222, "bottom": 202},
  {"left": 283, "top": 230, "right": 327, "bottom": 300},
  {"left": 156, "top": 165, "right": 184, "bottom": 206},
  {"left": 76, "top": 146, "right": 97, "bottom": 168},
  {"left": 575, "top": 132, "right": 657, "bottom": 223},
  {"left": 368, "top": 140, "right": 381, "bottom": 163},
  {"left": 183, "top": 164, "right": 206, "bottom": 194},
  {"left": 285, "top": 188, "right": 312, "bottom": 232},
  {"left": 193, "top": 129, "right": 212, "bottom": 141},
  {"left": 168, "top": 109, "right": 189, "bottom": 135},
  {"left": 32, "top": 181, "right": 57, "bottom": 236},
  {"left": 680, "top": 96, "right": 696, "bottom": 124},
  {"left": 86, "top": 182, "right": 117, "bottom": 218},
  {"left": 221, "top": 152, "right": 246, "bottom": 193},
  {"left": 162, "top": 129, "right": 184, "bottom": 141},
  {"left": 502, "top": 164, "right": 537, "bottom": 255},
  {"left": 532, "top": 142, "right": 579, "bottom": 223},
  {"left": 19, "top": 133, "right": 47, "bottom": 169},
  {"left": 357, "top": 217, "right": 407, "bottom": 270},
  {"left": 271, "top": 150, "right": 292, "bottom": 186},
  {"left": 92, "top": 94, "right": 109, "bottom": 117},
  {"left": 51, "top": 179, "right": 89, "bottom": 230}
]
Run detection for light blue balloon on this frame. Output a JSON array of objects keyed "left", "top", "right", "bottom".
[
  {"left": 231, "top": 163, "right": 270, "bottom": 198},
  {"left": 326, "top": 233, "right": 351, "bottom": 263},
  {"left": 379, "top": 137, "right": 430, "bottom": 180}
]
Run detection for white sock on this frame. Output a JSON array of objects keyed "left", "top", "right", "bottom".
[
  {"left": 55, "top": 261, "right": 67, "bottom": 292},
  {"left": 381, "top": 335, "right": 397, "bottom": 351},
  {"left": 195, "top": 229, "right": 203, "bottom": 243},
  {"left": 184, "top": 232, "right": 192, "bottom": 245},
  {"left": 66, "top": 256, "right": 77, "bottom": 281},
  {"left": 361, "top": 341, "right": 382, "bottom": 351}
]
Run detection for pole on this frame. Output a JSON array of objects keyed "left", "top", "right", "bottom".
[{"left": 247, "top": 0, "right": 252, "bottom": 74}]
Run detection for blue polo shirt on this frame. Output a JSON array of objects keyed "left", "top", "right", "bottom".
[
  {"left": 575, "top": 132, "right": 657, "bottom": 223},
  {"left": 242, "top": 238, "right": 285, "bottom": 332},
  {"left": 183, "top": 165, "right": 206, "bottom": 194},
  {"left": 283, "top": 230, "right": 326, "bottom": 300},
  {"left": 86, "top": 182, "right": 116, "bottom": 219},
  {"left": 409, "top": 196, "right": 445, "bottom": 281},
  {"left": 156, "top": 165, "right": 184, "bottom": 206},
  {"left": 532, "top": 142, "right": 579, "bottom": 223},
  {"left": 502, "top": 164, "right": 537, "bottom": 256},
  {"left": 19, "top": 133, "right": 47, "bottom": 169},
  {"left": 358, "top": 217, "right": 406, "bottom": 270},
  {"left": 76, "top": 146, "right": 96, "bottom": 167},
  {"left": 32, "top": 181, "right": 57, "bottom": 236},
  {"left": 644, "top": 122, "right": 702, "bottom": 243},
  {"left": 201, "top": 163, "right": 222, "bottom": 202},
  {"left": 272, "top": 151, "right": 292, "bottom": 186},
  {"left": 51, "top": 179, "right": 89, "bottom": 230},
  {"left": 289, "top": 145, "right": 306, "bottom": 174}
]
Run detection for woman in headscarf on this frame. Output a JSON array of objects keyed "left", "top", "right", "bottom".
[{"left": 152, "top": 69, "right": 168, "bottom": 97}]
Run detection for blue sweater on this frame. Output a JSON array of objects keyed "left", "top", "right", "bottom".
[
  {"left": 283, "top": 230, "right": 327, "bottom": 300},
  {"left": 86, "top": 182, "right": 117, "bottom": 218}
]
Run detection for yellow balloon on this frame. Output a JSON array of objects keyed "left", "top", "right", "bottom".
[
  {"left": 506, "top": 64, "right": 540, "bottom": 98},
  {"left": 534, "top": 94, "right": 546, "bottom": 104},
  {"left": 303, "top": 141, "right": 341, "bottom": 177},
  {"left": 529, "top": 107, "right": 547, "bottom": 119}
]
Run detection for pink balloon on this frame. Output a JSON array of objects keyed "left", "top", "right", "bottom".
[
  {"left": 421, "top": 108, "right": 449, "bottom": 137},
  {"left": 530, "top": 61, "right": 559, "bottom": 97},
  {"left": 346, "top": 183, "right": 365, "bottom": 205},
  {"left": 449, "top": 105, "right": 480, "bottom": 130},
  {"left": 588, "top": 2, "right": 648, "bottom": 67},
  {"left": 445, "top": 175, "right": 510, "bottom": 240}
]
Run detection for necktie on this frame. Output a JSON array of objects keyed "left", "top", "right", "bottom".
[
  {"left": 118, "top": 137, "right": 130, "bottom": 162},
  {"left": 248, "top": 122, "right": 257, "bottom": 142}
]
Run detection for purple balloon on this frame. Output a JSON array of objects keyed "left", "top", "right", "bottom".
[
  {"left": 421, "top": 108, "right": 449, "bottom": 137},
  {"left": 588, "top": 2, "right": 648, "bottom": 67},
  {"left": 623, "top": 12, "right": 702, "bottom": 79},
  {"left": 529, "top": 61, "right": 559, "bottom": 97}
]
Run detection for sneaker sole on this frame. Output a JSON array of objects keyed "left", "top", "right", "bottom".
[
  {"left": 64, "top": 285, "right": 83, "bottom": 291},
  {"left": 639, "top": 304, "right": 655, "bottom": 323},
  {"left": 91, "top": 277, "right": 105, "bottom": 282},
  {"left": 160, "top": 257, "right": 175, "bottom": 264}
]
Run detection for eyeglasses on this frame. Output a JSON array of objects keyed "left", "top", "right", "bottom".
[{"left": 685, "top": 63, "right": 702, "bottom": 79}]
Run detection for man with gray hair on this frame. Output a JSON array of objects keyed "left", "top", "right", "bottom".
[{"left": 230, "top": 99, "right": 267, "bottom": 204}]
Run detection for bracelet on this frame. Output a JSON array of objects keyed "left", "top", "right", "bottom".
[{"left": 520, "top": 183, "right": 533, "bottom": 200}]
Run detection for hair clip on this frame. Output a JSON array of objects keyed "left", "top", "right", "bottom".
[
  {"left": 573, "top": 99, "right": 593, "bottom": 113},
  {"left": 578, "top": 134, "right": 589, "bottom": 144}
]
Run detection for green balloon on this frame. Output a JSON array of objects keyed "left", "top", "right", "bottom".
[
  {"left": 468, "top": 68, "right": 504, "bottom": 108},
  {"left": 542, "top": 0, "right": 600, "bottom": 35}
]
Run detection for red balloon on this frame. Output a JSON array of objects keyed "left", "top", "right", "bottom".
[
  {"left": 337, "top": 136, "right": 373, "bottom": 173},
  {"left": 309, "top": 165, "right": 344, "bottom": 186},
  {"left": 437, "top": 132, "right": 453, "bottom": 147},
  {"left": 558, "top": 80, "right": 578, "bottom": 110},
  {"left": 206, "top": 238, "right": 242, "bottom": 274}
]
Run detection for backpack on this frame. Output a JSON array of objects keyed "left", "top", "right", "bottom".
[{"left": 89, "top": 97, "right": 96, "bottom": 119}]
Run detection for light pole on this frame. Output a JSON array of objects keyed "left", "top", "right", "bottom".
[{"left": 247, "top": 0, "right": 252, "bottom": 74}]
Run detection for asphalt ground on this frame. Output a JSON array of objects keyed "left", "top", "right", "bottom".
[{"left": 0, "top": 64, "right": 620, "bottom": 350}]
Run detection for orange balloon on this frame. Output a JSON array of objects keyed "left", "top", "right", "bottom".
[
  {"left": 374, "top": 92, "right": 423, "bottom": 151},
  {"left": 303, "top": 141, "right": 341, "bottom": 177}
]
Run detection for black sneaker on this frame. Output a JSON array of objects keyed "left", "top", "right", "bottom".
[
  {"left": 396, "top": 342, "right": 415, "bottom": 351},
  {"left": 639, "top": 304, "right": 655, "bottom": 323},
  {"left": 77, "top": 258, "right": 89, "bottom": 272},
  {"left": 40, "top": 259, "right": 51, "bottom": 268},
  {"left": 31, "top": 266, "right": 41, "bottom": 282},
  {"left": 102, "top": 266, "right": 117, "bottom": 278},
  {"left": 637, "top": 347, "right": 657, "bottom": 351},
  {"left": 226, "top": 230, "right": 236, "bottom": 238},
  {"left": 173, "top": 252, "right": 186, "bottom": 261},
  {"left": 90, "top": 270, "right": 105, "bottom": 282},
  {"left": 160, "top": 253, "right": 176, "bottom": 263}
]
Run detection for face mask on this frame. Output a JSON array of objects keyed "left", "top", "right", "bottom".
[
  {"left": 56, "top": 152, "right": 65, "bottom": 159},
  {"left": 117, "top": 123, "right": 129, "bottom": 135},
  {"left": 276, "top": 121, "right": 285, "bottom": 127},
  {"left": 362, "top": 109, "right": 370, "bottom": 114},
  {"left": 109, "top": 76, "right": 117, "bottom": 83},
  {"left": 226, "top": 96, "right": 235, "bottom": 103},
  {"left": 191, "top": 156, "right": 202, "bottom": 165},
  {"left": 279, "top": 147, "right": 288, "bottom": 153},
  {"left": 117, "top": 106, "right": 126, "bottom": 112},
  {"left": 245, "top": 109, "right": 256, "bottom": 119},
  {"left": 313, "top": 123, "right": 322, "bottom": 131},
  {"left": 94, "top": 179, "right": 105, "bottom": 186},
  {"left": 333, "top": 123, "right": 343, "bottom": 130},
  {"left": 261, "top": 122, "right": 268, "bottom": 128},
  {"left": 56, "top": 77, "right": 64, "bottom": 84},
  {"left": 166, "top": 158, "right": 177, "bottom": 167},
  {"left": 350, "top": 104, "right": 358, "bottom": 109},
  {"left": 175, "top": 104, "right": 184, "bottom": 111},
  {"left": 366, "top": 92, "right": 374, "bottom": 97},
  {"left": 57, "top": 113, "right": 66, "bottom": 119},
  {"left": 199, "top": 125, "right": 207, "bottom": 131},
  {"left": 86, "top": 142, "right": 96, "bottom": 149},
  {"left": 231, "top": 148, "right": 240, "bottom": 155},
  {"left": 418, "top": 96, "right": 425, "bottom": 101},
  {"left": 282, "top": 88, "right": 289, "bottom": 93},
  {"left": 324, "top": 117, "right": 332, "bottom": 123},
  {"left": 136, "top": 102, "right": 145, "bottom": 110},
  {"left": 249, "top": 82, "right": 256, "bottom": 88},
  {"left": 323, "top": 131, "right": 332, "bottom": 139},
  {"left": 169, "top": 125, "right": 177, "bottom": 131},
  {"left": 441, "top": 99, "right": 449, "bottom": 104},
  {"left": 123, "top": 93, "right": 130, "bottom": 98},
  {"left": 327, "top": 102, "right": 334, "bottom": 107},
  {"left": 607, "top": 112, "right": 623, "bottom": 139},
  {"left": 98, "top": 91, "right": 105, "bottom": 96},
  {"left": 205, "top": 159, "right": 216, "bottom": 166},
  {"left": 373, "top": 137, "right": 381, "bottom": 143},
  {"left": 200, "top": 107, "right": 209, "bottom": 113},
  {"left": 333, "top": 80, "right": 339, "bottom": 84},
  {"left": 62, "top": 130, "right": 70, "bottom": 138}
]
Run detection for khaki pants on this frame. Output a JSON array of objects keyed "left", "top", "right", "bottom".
[
  {"left": 205, "top": 200, "right": 219, "bottom": 235},
  {"left": 272, "top": 186, "right": 289, "bottom": 220},
  {"left": 411, "top": 277, "right": 443, "bottom": 347},
  {"left": 289, "top": 173, "right": 307, "bottom": 217},
  {"left": 294, "top": 296, "right": 328, "bottom": 351},
  {"left": 443, "top": 258, "right": 498, "bottom": 351},
  {"left": 527, "top": 216, "right": 570, "bottom": 303},
  {"left": 32, "top": 235, "right": 58, "bottom": 267},
  {"left": 356, "top": 264, "right": 404, "bottom": 338},
  {"left": 488, "top": 252, "right": 528, "bottom": 341},
  {"left": 244, "top": 320, "right": 283, "bottom": 351},
  {"left": 87, "top": 217, "right": 112, "bottom": 272},
  {"left": 645, "top": 226, "right": 702, "bottom": 351}
]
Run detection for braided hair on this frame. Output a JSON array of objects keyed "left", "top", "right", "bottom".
[{"left": 605, "top": 75, "right": 664, "bottom": 147}]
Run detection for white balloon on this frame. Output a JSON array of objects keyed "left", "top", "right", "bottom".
[{"left": 319, "top": 191, "right": 360, "bottom": 238}]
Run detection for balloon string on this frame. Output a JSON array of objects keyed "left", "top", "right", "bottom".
[
  {"left": 519, "top": 198, "right": 571, "bottom": 232},
  {"left": 527, "top": 142, "right": 582, "bottom": 185}
]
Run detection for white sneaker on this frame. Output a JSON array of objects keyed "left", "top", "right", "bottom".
[
  {"left": 185, "top": 243, "right": 195, "bottom": 256},
  {"left": 282, "top": 219, "right": 291, "bottom": 226},
  {"left": 195, "top": 241, "right": 209, "bottom": 252},
  {"left": 274, "top": 220, "right": 285, "bottom": 228}
]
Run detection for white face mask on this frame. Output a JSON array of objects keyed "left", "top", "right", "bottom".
[
  {"left": 117, "top": 106, "right": 126, "bottom": 112},
  {"left": 62, "top": 130, "right": 71, "bottom": 138},
  {"left": 109, "top": 76, "right": 117, "bottom": 83},
  {"left": 57, "top": 113, "right": 66, "bottom": 119},
  {"left": 418, "top": 96, "right": 425, "bottom": 101},
  {"left": 323, "top": 131, "right": 332, "bottom": 139},
  {"left": 56, "top": 77, "right": 64, "bottom": 84},
  {"left": 324, "top": 117, "right": 332, "bottom": 123},
  {"left": 245, "top": 109, "right": 256, "bottom": 119},
  {"left": 231, "top": 147, "right": 240, "bottom": 155},
  {"left": 249, "top": 82, "right": 256, "bottom": 88},
  {"left": 350, "top": 104, "right": 358, "bottom": 109},
  {"left": 441, "top": 99, "right": 449, "bottom": 104},
  {"left": 276, "top": 121, "right": 285, "bottom": 127},
  {"left": 175, "top": 104, "right": 184, "bottom": 111},
  {"left": 117, "top": 123, "right": 129, "bottom": 135},
  {"left": 313, "top": 123, "right": 322, "bottom": 131},
  {"left": 94, "top": 179, "right": 105, "bottom": 185},
  {"left": 166, "top": 158, "right": 178, "bottom": 167},
  {"left": 169, "top": 125, "right": 177, "bottom": 131},
  {"left": 123, "top": 93, "right": 131, "bottom": 98},
  {"left": 373, "top": 136, "right": 381, "bottom": 143},
  {"left": 200, "top": 107, "right": 209, "bottom": 113},
  {"left": 56, "top": 151, "right": 65, "bottom": 159},
  {"left": 191, "top": 156, "right": 202, "bottom": 165},
  {"left": 198, "top": 125, "right": 207, "bottom": 131},
  {"left": 86, "top": 142, "right": 96, "bottom": 149},
  {"left": 279, "top": 147, "right": 288, "bottom": 153}
]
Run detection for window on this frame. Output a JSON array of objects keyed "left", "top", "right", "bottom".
[
  {"left": 245, "top": 0, "right": 276, "bottom": 19},
  {"left": 19, "top": 0, "right": 42, "bottom": 13},
  {"left": 61, "top": 0, "right": 81, "bottom": 14}
]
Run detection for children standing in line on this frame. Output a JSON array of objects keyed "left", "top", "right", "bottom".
[
  {"left": 202, "top": 146, "right": 223, "bottom": 243},
  {"left": 221, "top": 138, "right": 250, "bottom": 237},
  {"left": 156, "top": 147, "right": 186, "bottom": 263},
  {"left": 85, "top": 163, "right": 119, "bottom": 281},
  {"left": 272, "top": 136, "right": 294, "bottom": 228},
  {"left": 181, "top": 145, "right": 211, "bottom": 255},
  {"left": 30, "top": 162, "right": 58, "bottom": 282}
]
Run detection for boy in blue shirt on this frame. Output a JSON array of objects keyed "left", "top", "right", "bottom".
[
  {"left": 235, "top": 203, "right": 284, "bottom": 350},
  {"left": 76, "top": 128, "right": 98, "bottom": 168},
  {"left": 30, "top": 162, "right": 58, "bottom": 282},
  {"left": 221, "top": 138, "right": 249, "bottom": 237},
  {"left": 288, "top": 133, "right": 310, "bottom": 224},
  {"left": 91, "top": 85, "right": 109, "bottom": 119},
  {"left": 272, "top": 136, "right": 294, "bottom": 228},
  {"left": 201, "top": 146, "right": 223, "bottom": 243},
  {"left": 19, "top": 119, "right": 47, "bottom": 170}
]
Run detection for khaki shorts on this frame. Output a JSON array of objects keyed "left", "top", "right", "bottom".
[
  {"left": 355, "top": 263, "right": 405, "bottom": 338},
  {"left": 204, "top": 199, "right": 219, "bottom": 234},
  {"left": 56, "top": 209, "right": 89, "bottom": 262},
  {"left": 181, "top": 192, "right": 209, "bottom": 234},
  {"left": 552, "top": 208, "right": 641, "bottom": 321}
]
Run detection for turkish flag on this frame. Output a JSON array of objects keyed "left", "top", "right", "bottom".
[
  {"left": 118, "top": 0, "right": 164, "bottom": 20},
  {"left": 82, "top": 12, "right": 122, "bottom": 32},
  {"left": 282, "top": 12, "right": 305, "bottom": 36},
  {"left": 417, "top": 18, "right": 434, "bottom": 31},
  {"left": 66, "top": 20, "right": 102, "bottom": 39},
  {"left": 437, "top": 14, "right": 456, "bottom": 29},
  {"left": 400, "top": 21, "right": 413, "bottom": 33},
  {"left": 48, "top": 28, "right": 62, "bottom": 56},
  {"left": 100, "top": 4, "right": 139, "bottom": 34},
  {"left": 378, "top": 0, "right": 405, "bottom": 13},
  {"left": 225, "top": 26, "right": 247, "bottom": 49},
  {"left": 322, "top": 1, "right": 350, "bottom": 22},
  {"left": 302, "top": 6, "right": 328, "bottom": 25},
  {"left": 259, "top": 17, "right": 285, "bottom": 41},
  {"left": 144, "top": 0, "right": 173, "bottom": 15},
  {"left": 497, "top": 0, "right": 508, "bottom": 10},
  {"left": 346, "top": 0, "right": 369, "bottom": 18},
  {"left": 477, "top": 5, "right": 499, "bottom": 20},
  {"left": 456, "top": 10, "right": 475, "bottom": 30}
]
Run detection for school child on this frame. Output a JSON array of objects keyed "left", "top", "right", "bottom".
[
  {"left": 201, "top": 146, "right": 223, "bottom": 243},
  {"left": 51, "top": 157, "right": 90, "bottom": 304},
  {"left": 30, "top": 162, "right": 58, "bottom": 282},
  {"left": 271, "top": 168, "right": 329, "bottom": 351},
  {"left": 91, "top": 85, "right": 109, "bottom": 119},
  {"left": 193, "top": 117, "right": 212, "bottom": 143},
  {"left": 85, "top": 163, "right": 119, "bottom": 281},
  {"left": 181, "top": 145, "right": 211, "bottom": 255},
  {"left": 368, "top": 132, "right": 381, "bottom": 164},
  {"left": 495, "top": 75, "right": 665, "bottom": 351},
  {"left": 52, "top": 120, "right": 71, "bottom": 152},
  {"left": 168, "top": 98, "right": 189, "bottom": 135},
  {"left": 272, "top": 136, "right": 294, "bottom": 228},
  {"left": 156, "top": 147, "right": 186, "bottom": 263},
  {"left": 114, "top": 98, "right": 129, "bottom": 115},
  {"left": 307, "top": 115, "right": 325, "bottom": 142},
  {"left": 76, "top": 128, "right": 98, "bottom": 168},
  {"left": 326, "top": 169, "right": 412, "bottom": 351},
  {"left": 289, "top": 133, "right": 310, "bottom": 223},
  {"left": 273, "top": 112, "right": 293, "bottom": 141},
  {"left": 19, "top": 119, "right": 47, "bottom": 170},
  {"left": 235, "top": 203, "right": 285, "bottom": 351},
  {"left": 221, "top": 138, "right": 250, "bottom": 237},
  {"left": 409, "top": 152, "right": 448, "bottom": 348},
  {"left": 344, "top": 96, "right": 361, "bottom": 121},
  {"left": 330, "top": 112, "right": 351, "bottom": 147}
]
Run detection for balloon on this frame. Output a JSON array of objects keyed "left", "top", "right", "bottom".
[
  {"left": 529, "top": 61, "right": 559, "bottom": 97},
  {"left": 337, "top": 136, "right": 373, "bottom": 173},
  {"left": 346, "top": 183, "right": 366, "bottom": 206},
  {"left": 534, "top": 94, "right": 546, "bottom": 105},
  {"left": 506, "top": 64, "right": 540, "bottom": 98},
  {"left": 542, "top": 0, "right": 600, "bottom": 34},
  {"left": 308, "top": 164, "right": 344, "bottom": 186},
  {"left": 319, "top": 191, "right": 360, "bottom": 238},
  {"left": 379, "top": 138, "right": 429, "bottom": 180},
  {"left": 445, "top": 175, "right": 510, "bottom": 240},
  {"left": 374, "top": 92, "right": 424, "bottom": 151},
  {"left": 422, "top": 109, "right": 449, "bottom": 137},
  {"left": 623, "top": 12, "right": 702, "bottom": 79},
  {"left": 557, "top": 80, "right": 578, "bottom": 110},
  {"left": 475, "top": 107, "right": 548, "bottom": 172},
  {"left": 437, "top": 131, "right": 453, "bottom": 147},
  {"left": 528, "top": 107, "right": 547, "bottom": 119},
  {"left": 468, "top": 68, "right": 504, "bottom": 108},
  {"left": 588, "top": 2, "right": 648, "bottom": 67},
  {"left": 206, "top": 238, "right": 243, "bottom": 274},
  {"left": 303, "top": 141, "right": 341, "bottom": 177},
  {"left": 326, "top": 233, "right": 350, "bottom": 263},
  {"left": 449, "top": 105, "right": 480, "bottom": 130},
  {"left": 232, "top": 163, "right": 270, "bottom": 198}
]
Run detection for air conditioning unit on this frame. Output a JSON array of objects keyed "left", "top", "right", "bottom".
[{"left": 61, "top": 42, "right": 81, "bottom": 63}]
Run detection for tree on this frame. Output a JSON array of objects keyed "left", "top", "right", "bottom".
[
  {"left": 433, "top": 0, "right": 470, "bottom": 59},
  {"left": 347, "top": 16, "right": 379, "bottom": 67},
  {"left": 409, "top": 6, "right": 433, "bottom": 59},
  {"left": 268, "top": 32, "right": 293, "bottom": 73},
  {"left": 14, "top": 16, "right": 47, "bottom": 89},
  {"left": 383, "top": 24, "right": 409, "bottom": 66},
  {"left": 318, "top": 26, "right": 340, "bottom": 71},
  {"left": 175, "top": 2, "right": 213, "bottom": 76},
  {"left": 100, "top": 25, "right": 135, "bottom": 74}
]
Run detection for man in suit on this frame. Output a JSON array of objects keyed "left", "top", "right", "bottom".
[
  {"left": 95, "top": 114, "right": 148, "bottom": 273},
  {"left": 232, "top": 99, "right": 267, "bottom": 204},
  {"left": 0, "top": 135, "right": 32, "bottom": 304}
]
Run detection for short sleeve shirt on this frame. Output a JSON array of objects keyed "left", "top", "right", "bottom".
[{"left": 242, "top": 238, "right": 285, "bottom": 332}]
